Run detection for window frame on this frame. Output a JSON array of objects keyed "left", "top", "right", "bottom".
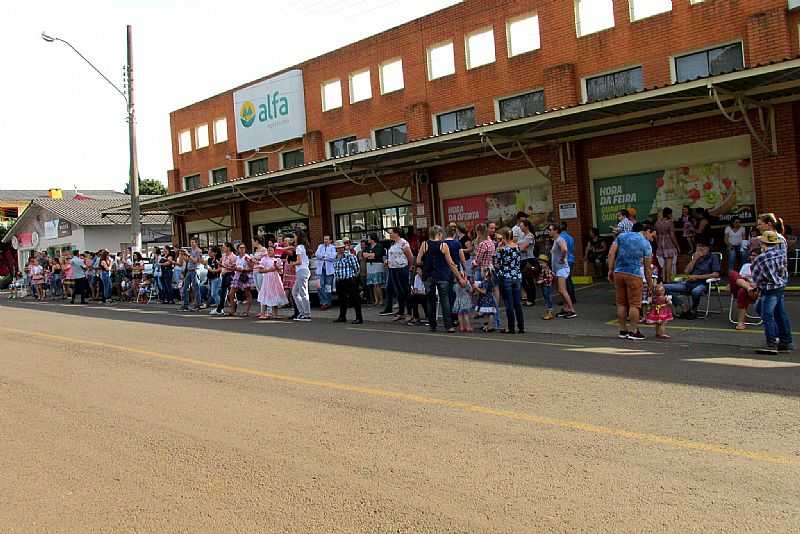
[
  {"left": 379, "top": 58, "right": 404, "bottom": 94},
  {"left": 670, "top": 40, "right": 745, "bottom": 83},
  {"left": 183, "top": 174, "right": 201, "bottom": 191},
  {"left": 178, "top": 129, "right": 192, "bottom": 154},
  {"left": 321, "top": 78, "right": 343, "bottom": 112},
  {"left": 209, "top": 167, "right": 228, "bottom": 185},
  {"left": 348, "top": 68, "right": 373, "bottom": 104},
  {"left": 574, "top": 0, "right": 615, "bottom": 37},
  {"left": 372, "top": 122, "right": 408, "bottom": 149},
  {"left": 246, "top": 156, "right": 269, "bottom": 177},
  {"left": 494, "top": 88, "right": 545, "bottom": 121},
  {"left": 213, "top": 117, "right": 228, "bottom": 144},
  {"left": 628, "top": 0, "right": 672, "bottom": 22},
  {"left": 427, "top": 40, "right": 456, "bottom": 81},
  {"left": 280, "top": 148, "right": 305, "bottom": 170},
  {"left": 581, "top": 64, "right": 644, "bottom": 104},
  {"left": 465, "top": 26, "right": 496, "bottom": 70},
  {"left": 195, "top": 123, "right": 209, "bottom": 149},
  {"left": 334, "top": 204, "right": 412, "bottom": 242},
  {"left": 506, "top": 12, "right": 541, "bottom": 58},
  {"left": 433, "top": 106, "right": 477, "bottom": 135},
  {"left": 327, "top": 135, "right": 358, "bottom": 159}
]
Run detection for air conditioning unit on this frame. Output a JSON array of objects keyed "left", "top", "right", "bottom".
[{"left": 346, "top": 138, "right": 371, "bottom": 155}]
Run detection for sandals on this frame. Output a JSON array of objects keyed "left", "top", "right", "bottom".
[{"left": 735, "top": 323, "right": 746, "bottom": 331}]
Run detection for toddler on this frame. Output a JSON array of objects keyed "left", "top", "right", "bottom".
[
  {"left": 473, "top": 267, "right": 498, "bottom": 332},
  {"left": 646, "top": 284, "right": 673, "bottom": 339},
  {"left": 535, "top": 254, "right": 554, "bottom": 320},
  {"left": 453, "top": 274, "right": 474, "bottom": 332}
]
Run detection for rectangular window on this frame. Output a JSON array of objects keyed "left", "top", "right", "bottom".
[
  {"left": 335, "top": 205, "right": 411, "bottom": 242},
  {"left": 674, "top": 42, "right": 744, "bottom": 82},
  {"left": 374, "top": 124, "right": 407, "bottom": 148},
  {"left": 183, "top": 174, "right": 200, "bottom": 191},
  {"left": 282, "top": 149, "right": 304, "bottom": 169},
  {"left": 379, "top": 58, "right": 404, "bottom": 94},
  {"left": 178, "top": 129, "right": 191, "bottom": 154},
  {"left": 629, "top": 0, "right": 672, "bottom": 21},
  {"left": 211, "top": 168, "right": 227, "bottom": 184},
  {"left": 329, "top": 136, "right": 357, "bottom": 158},
  {"left": 507, "top": 14, "right": 540, "bottom": 57},
  {"left": 436, "top": 107, "right": 476, "bottom": 134},
  {"left": 322, "top": 79, "right": 343, "bottom": 111},
  {"left": 585, "top": 66, "right": 643, "bottom": 103},
  {"left": 575, "top": 0, "right": 615, "bottom": 37},
  {"left": 247, "top": 157, "right": 268, "bottom": 176},
  {"left": 195, "top": 124, "right": 209, "bottom": 149},
  {"left": 498, "top": 91, "right": 545, "bottom": 121},
  {"left": 213, "top": 117, "right": 227, "bottom": 143},
  {"left": 427, "top": 41, "right": 455, "bottom": 80},
  {"left": 465, "top": 28, "right": 496, "bottom": 69},
  {"left": 349, "top": 69, "right": 372, "bottom": 103}
]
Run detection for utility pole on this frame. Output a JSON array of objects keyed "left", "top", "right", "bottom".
[{"left": 127, "top": 25, "right": 142, "bottom": 252}]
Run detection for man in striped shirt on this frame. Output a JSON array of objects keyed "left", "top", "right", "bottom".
[
  {"left": 333, "top": 240, "right": 363, "bottom": 325},
  {"left": 615, "top": 209, "right": 634, "bottom": 235},
  {"left": 752, "top": 231, "right": 793, "bottom": 355}
]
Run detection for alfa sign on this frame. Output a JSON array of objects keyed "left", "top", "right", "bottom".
[{"left": 233, "top": 69, "right": 307, "bottom": 153}]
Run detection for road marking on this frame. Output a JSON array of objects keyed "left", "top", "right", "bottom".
[
  {"left": 347, "top": 326, "right": 583, "bottom": 348},
  {"left": 605, "top": 320, "right": 800, "bottom": 336},
  {"left": 0, "top": 325, "right": 796, "bottom": 466},
  {"left": 567, "top": 347, "right": 658, "bottom": 356},
  {"left": 685, "top": 357, "right": 800, "bottom": 369}
]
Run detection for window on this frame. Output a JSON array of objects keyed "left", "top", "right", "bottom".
[
  {"left": 211, "top": 168, "right": 227, "bottom": 184},
  {"left": 349, "top": 69, "right": 372, "bottom": 103},
  {"left": 247, "top": 157, "right": 268, "bottom": 176},
  {"left": 336, "top": 205, "right": 411, "bottom": 242},
  {"left": 282, "top": 149, "right": 304, "bottom": 169},
  {"left": 374, "top": 124, "right": 407, "bottom": 148},
  {"left": 585, "top": 67, "right": 643, "bottom": 102},
  {"left": 178, "top": 129, "right": 191, "bottom": 154},
  {"left": 379, "top": 58, "right": 404, "bottom": 94},
  {"left": 322, "top": 79, "right": 342, "bottom": 111},
  {"left": 329, "top": 136, "right": 357, "bottom": 158},
  {"left": 183, "top": 174, "right": 200, "bottom": 191},
  {"left": 629, "top": 0, "right": 671, "bottom": 21},
  {"left": 213, "top": 118, "right": 227, "bottom": 143},
  {"left": 674, "top": 42, "right": 744, "bottom": 82},
  {"left": 427, "top": 41, "right": 455, "bottom": 80},
  {"left": 498, "top": 91, "right": 544, "bottom": 121},
  {"left": 465, "top": 28, "right": 496, "bottom": 69},
  {"left": 506, "top": 13, "right": 540, "bottom": 57},
  {"left": 575, "top": 0, "right": 615, "bottom": 37},
  {"left": 191, "top": 230, "right": 231, "bottom": 248},
  {"left": 195, "top": 124, "right": 209, "bottom": 149},
  {"left": 436, "top": 107, "right": 476, "bottom": 134}
]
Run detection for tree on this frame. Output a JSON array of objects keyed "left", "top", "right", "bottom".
[{"left": 124, "top": 178, "right": 167, "bottom": 196}]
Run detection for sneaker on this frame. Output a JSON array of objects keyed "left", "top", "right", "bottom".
[
  {"left": 378, "top": 310, "right": 394, "bottom": 316},
  {"left": 556, "top": 310, "right": 568, "bottom": 318},
  {"left": 542, "top": 311, "right": 555, "bottom": 320},
  {"left": 209, "top": 309, "right": 222, "bottom": 316},
  {"left": 295, "top": 315, "right": 312, "bottom": 322},
  {"left": 756, "top": 343, "right": 779, "bottom": 355},
  {"left": 563, "top": 311, "right": 578, "bottom": 319},
  {"left": 626, "top": 330, "right": 646, "bottom": 340},
  {"left": 777, "top": 343, "right": 795, "bottom": 353},
  {"left": 618, "top": 330, "right": 629, "bottom": 339}
]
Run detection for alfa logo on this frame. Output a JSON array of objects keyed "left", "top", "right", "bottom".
[{"left": 239, "top": 101, "right": 256, "bottom": 127}]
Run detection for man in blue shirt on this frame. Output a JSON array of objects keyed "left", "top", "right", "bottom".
[
  {"left": 607, "top": 222, "right": 655, "bottom": 340},
  {"left": 560, "top": 222, "right": 577, "bottom": 304},
  {"left": 663, "top": 238, "right": 720, "bottom": 319}
]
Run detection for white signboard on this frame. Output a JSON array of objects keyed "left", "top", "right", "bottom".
[
  {"left": 234, "top": 69, "right": 307, "bottom": 153},
  {"left": 559, "top": 202, "right": 577, "bottom": 220}
]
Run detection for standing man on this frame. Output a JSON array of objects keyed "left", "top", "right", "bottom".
[
  {"left": 180, "top": 239, "right": 204, "bottom": 312},
  {"left": 614, "top": 209, "right": 634, "bottom": 235},
  {"left": 752, "top": 231, "right": 793, "bottom": 354},
  {"left": 332, "top": 240, "right": 363, "bottom": 324},
  {"left": 315, "top": 235, "right": 337, "bottom": 311},
  {"left": 69, "top": 250, "right": 88, "bottom": 304},
  {"left": 607, "top": 222, "right": 655, "bottom": 340},
  {"left": 512, "top": 211, "right": 528, "bottom": 242}
]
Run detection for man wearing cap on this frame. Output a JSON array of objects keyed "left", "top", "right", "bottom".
[
  {"left": 333, "top": 240, "right": 363, "bottom": 325},
  {"left": 663, "top": 238, "right": 720, "bottom": 319},
  {"left": 752, "top": 231, "right": 793, "bottom": 354}
]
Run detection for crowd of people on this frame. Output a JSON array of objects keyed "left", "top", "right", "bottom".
[{"left": 6, "top": 208, "right": 795, "bottom": 354}]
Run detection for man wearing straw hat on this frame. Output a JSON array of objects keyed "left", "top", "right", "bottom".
[
  {"left": 752, "top": 230, "right": 793, "bottom": 355},
  {"left": 332, "top": 240, "right": 363, "bottom": 325}
]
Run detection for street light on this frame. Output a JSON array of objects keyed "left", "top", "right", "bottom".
[{"left": 41, "top": 27, "right": 142, "bottom": 252}]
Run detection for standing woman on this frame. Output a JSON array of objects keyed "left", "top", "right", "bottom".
[
  {"left": 548, "top": 224, "right": 577, "bottom": 318},
  {"left": 757, "top": 213, "right": 788, "bottom": 255},
  {"left": 130, "top": 252, "right": 144, "bottom": 300},
  {"left": 386, "top": 227, "right": 414, "bottom": 322},
  {"left": 655, "top": 208, "right": 680, "bottom": 283},
  {"left": 50, "top": 257, "right": 63, "bottom": 299},
  {"left": 99, "top": 250, "right": 112, "bottom": 304},
  {"left": 497, "top": 229, "right": 525, "bottom": 334},
  {"left": 232, "top": 243, "right": 254, "bottom": 317},
  {"left": 364, "top": 234, "right": 387, "bottom": 312},
  {"left": 210, "top": 242, "right": 237, "bottom": 316},
  {"left": 517, "top": 219, "right": 536, "bottom": 306},
  {"left": 282, "top": 240, "right": 298, "bottom": 318},
  {"left": 158, "top": 248, "right": 175, "bottom": 304},
  {"left": 29, "top": 257, "right": 45, "bottom": 301},
  {"left": 291, "top": 230, "right": 312, "bottom": 322},
  {"left": 256, "top": 245, "right": 288, "bottom": 319},
  {"left": 724, "top": 218, "right": 746, "bottom": 271}
]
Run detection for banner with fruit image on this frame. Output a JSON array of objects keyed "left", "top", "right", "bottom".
[{"left": 593, "top": 158, "right": 755, "bottom": 233}]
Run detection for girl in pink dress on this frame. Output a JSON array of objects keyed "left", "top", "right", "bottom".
[
  {"left": 646, "top": 284, "right": 674, "bottom": 339},
  {"left": 257, "top": 247, "right": 288, "bottom": 319}
]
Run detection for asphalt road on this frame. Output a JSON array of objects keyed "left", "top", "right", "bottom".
[{"left": 1, "top": 299, "right": 798, "bottom": 533}]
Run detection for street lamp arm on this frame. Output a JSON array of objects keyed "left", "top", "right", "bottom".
[{"left": 41, "top": 31, "right": 128, "bottom": 104}]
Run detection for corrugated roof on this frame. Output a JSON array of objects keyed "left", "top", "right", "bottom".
[
  {"left": 32, "top": 198, "right": 170, "bottom": 226},
  {"left": 0, "top": 190, "right": 125, "bottom": 202}
]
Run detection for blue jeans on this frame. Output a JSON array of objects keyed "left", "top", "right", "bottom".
[
  {"left": 664, "top": 281, "right": 706, "bottom": 311},
  {"left": 425, "top": 278, "right": 453, "bottom": 330},
  {"left": 100, "top": 271, "right": 111, "bottom": 301},
  {"left": 501, "top": 278, "right": 524, "bottom": 332},
  {"left": 727, "top": 247, "right": 744, "bottom": 271},
  {"left": 541, "top": 285, "right": 553, "bottom": 310},
  {"left": 208, "top": 277, "right": 221, "bottom": 306},
  {"left": 182, "top": 270, "right": 200, "bottom": 309},
  {"left": 160, "top": 268, "right": 173, "bottom": 302},
  {"left": 51, "top": 273, "right": 62, "bottom": 297},
  {"left": 319, "top": 273, "right": 334, "bottom": 307},
  {"left": 760, "top": 287, "right": 793, "bottom": 346}
]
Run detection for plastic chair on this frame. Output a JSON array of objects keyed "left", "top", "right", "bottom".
[
  {"left": 728, "top": 294, "right": 762, "bottom": 326},
  {"left": 699, "top": 253, "right": 724, "bottom": 319}
]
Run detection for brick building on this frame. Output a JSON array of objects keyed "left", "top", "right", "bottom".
[{"left": 144, "top": 0, "right": 800, "bottom": 272}]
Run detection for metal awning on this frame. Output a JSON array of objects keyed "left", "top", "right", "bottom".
[{"left": 129, "top": 57, "right": 800, "bottom": 215}]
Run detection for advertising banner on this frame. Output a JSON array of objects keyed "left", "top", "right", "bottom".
[
  {"left": 58, "top": 219, "right": 72, "bottom": 238},
  {"left": 593, "top": 158, "right": 755, "bottom": 233},
  {"left": 234, "top": 70, "right": 307, "bottom": 153},
  {"left": 443, "top": 186, "right": 554, "bottom": 232}
]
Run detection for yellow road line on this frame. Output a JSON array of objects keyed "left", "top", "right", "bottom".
[
  {"left": 347, "top": 326, "right": 584, "bottom": 348},
  {"left": 0, "top": 325, "right": 797, "bottom": 467}
]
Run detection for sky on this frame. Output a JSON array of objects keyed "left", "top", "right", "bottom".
[{"left": 0, "top": 0, "right": 462, "bottom": 192}]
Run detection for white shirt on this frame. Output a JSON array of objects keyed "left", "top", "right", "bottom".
[
  {"left": 314, "top": 243, "right": 336, "bottom": 276},
  {"left": 296, "top": 244, "right": 310, "bottom": 269},
  {"left": 387, "top": 238, "right": 410, "bottom": 269},
  {"left": 412, "top": 274, "right": 425, "bottom": 294},
  {"left": 739, "top": 263, "right": 752, "bottom": 279},
  {"left": 725, "top": 226, "right": 746, "bottom": 247}
]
